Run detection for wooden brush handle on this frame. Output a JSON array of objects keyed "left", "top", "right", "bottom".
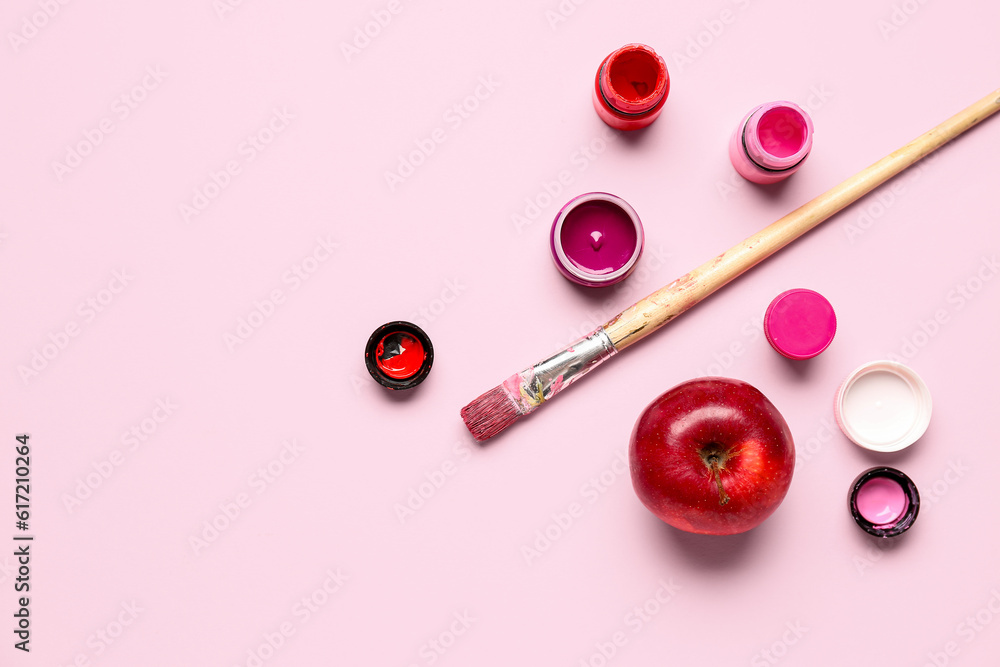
[{"left": 603, "top": 88, "right": 1000, "bottom": 351}]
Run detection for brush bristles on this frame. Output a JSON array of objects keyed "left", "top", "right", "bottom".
[{"left": 461, "top": 384, "right": 522, "bottom": 441}]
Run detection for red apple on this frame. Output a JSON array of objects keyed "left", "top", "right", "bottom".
[{"left": 629, "top": 377, "right": 794, "bottom": 535}]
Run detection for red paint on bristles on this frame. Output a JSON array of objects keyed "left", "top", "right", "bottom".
[{"left": 460, "top": 384, "right": 521, "bottom": 442}]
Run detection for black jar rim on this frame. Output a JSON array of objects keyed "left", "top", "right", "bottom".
[
  {"left": 364, "top": 321, "right": 434, "bottom": 390},
  {"left": 848, "top": 466, "right": 920, "bottom": 538}
]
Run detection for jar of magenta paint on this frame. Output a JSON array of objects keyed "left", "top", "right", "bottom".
[
  {"left": 550, "top": 192, "right": 644, "bottom": 287},
  {"left": 593, "top": 43, "right": 669, "bottom": 131},
  {"left": 729, "top": 101, "right": 814, "bottom": 184}
]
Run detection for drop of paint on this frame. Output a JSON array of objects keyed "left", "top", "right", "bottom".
[
  {"left": 375, "top": 332, "right": 425, "bottom": 380},
  {"left": 590, "top": 231, "right": 604, "bottom": 251},
  {"left": 630, "top": 80, "right": 649, "bottom": 97}
]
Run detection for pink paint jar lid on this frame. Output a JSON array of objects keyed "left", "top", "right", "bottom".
[
  {"left": 763, "top": 289, "right": 836, "bottom": 359},
  {"left": 550, "top": 192, "right": 644, "bottom": 287},
  {"left": 834, "top": 361, "right": 932, "bottom": 452}
]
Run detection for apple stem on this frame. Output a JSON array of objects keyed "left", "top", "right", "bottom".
[{"left": 707, "top": 455, "right": 730, "bottom": 506}]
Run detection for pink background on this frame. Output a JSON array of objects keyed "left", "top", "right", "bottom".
[{"left": 2, "top": 0, "right": 999, "bottom": 665}]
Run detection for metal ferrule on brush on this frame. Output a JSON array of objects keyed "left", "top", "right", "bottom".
[{"left": 505, "top": 328, "right": 617, "bottom": 414}]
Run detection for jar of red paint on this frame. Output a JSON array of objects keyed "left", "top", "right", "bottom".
[{"left": 593, "top": 43, "right": 670, "bottom": 131}]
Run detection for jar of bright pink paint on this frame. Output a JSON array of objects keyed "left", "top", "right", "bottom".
[
  {"left": 764, "top": 288, "right": 837, "bottom": 359},
  {"left": 729, "top": 101, "right": 814, "bottom": 184}
]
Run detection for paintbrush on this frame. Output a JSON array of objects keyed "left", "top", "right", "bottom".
[{"left": 461, "top": 88, "right": 1000, "bottom": 441}]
